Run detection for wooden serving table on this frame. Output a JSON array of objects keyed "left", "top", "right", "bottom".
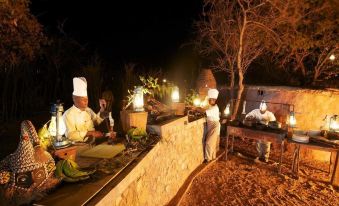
[
  {"left": 288, "top": 138, "right": 339, "bottom": 185},
  {"left": 224, "top": 125, "right": 287, "bottom": 173}
]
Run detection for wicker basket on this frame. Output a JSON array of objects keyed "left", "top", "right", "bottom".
[{"left": 196, "top": 69, "right": 217, "bottom": 98}]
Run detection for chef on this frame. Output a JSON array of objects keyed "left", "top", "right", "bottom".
[
  {"left": 201, "top": 88, "right": 221, "bottom": 163},
  {"left": 63, "top": 77, "right": 111, "bottom": 142},
  {"left": 245, "top": 100, "right": 276, "bottom": 163}
]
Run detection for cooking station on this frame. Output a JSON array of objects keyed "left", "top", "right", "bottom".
[{"left": 224, "top": 125, "right": 287, "bottom": 174}]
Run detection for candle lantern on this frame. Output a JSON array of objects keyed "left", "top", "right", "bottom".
[
  {"left": 48, "top": 102, "right": 70, "bottom": 148},
  {"left": 329, "top": 115, "right": 339, "bottom": 132},
  {"left": 171, "top": 86, "right": 180, "bottom": 103},
  {"left": 289, "top": 111, "right": 297, "bottom": 128},
  {"left": 133, "top": 86, "right": 144, "bottom": 112},
  {"left": 224, "top": 103, "right": 231, "bottom": 117}
]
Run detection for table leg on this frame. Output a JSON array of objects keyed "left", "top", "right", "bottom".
[
  {"left": 278, "top": 140, "right": 284, "bottom": 174},
  {"left": 330, "top": 151, "right": 339, "bottom": 185},
  {"left": 231, "top": 135, "right": 234, "bottom": 153},
  {"left": 292, "top": 145, "right": 297, "bottom": 173},
  {"left": 296, "top": 145, "right": 301, "bottom": 176},
  {"left": 329, "top": 152, "right": 333, "bottom": 175},
  {"left": 225, "top": 134, "right": 229, "bottom": 161}
]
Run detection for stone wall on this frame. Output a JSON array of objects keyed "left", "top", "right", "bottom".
[
  {"left": 220, "top": 86, "right": 339, "bottom": 162},
  {"left": 95, "top": 116, "right": 206, "bottom": 206}
]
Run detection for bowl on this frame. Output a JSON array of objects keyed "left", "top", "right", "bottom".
[{"left": 292, "top": 134, "right": 309, "bottom": 143}]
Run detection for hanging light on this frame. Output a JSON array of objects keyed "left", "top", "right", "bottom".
[
  {"left": 171, "top": 86, "right": 180, "bottom": 103},
  {"left": 48, "top": 102, "right": 70, "bottom": 148},
  {"left": 193, "top": 98, "right": 201, "bottom": 107},
  {"left": 289, "top": 111, "right": 297, "bottom": 128},
  {"left": 329, "top": 115, "right": 339, "bottom": 132},
  {"left": 162, "top": 78, "right": 167, "bottom": 83},
  {"left": 224, "top": 103, "right": 230, "bottom": 117},
  {"left": 133, "top": 86, "right": 144, "bottom": 112}
]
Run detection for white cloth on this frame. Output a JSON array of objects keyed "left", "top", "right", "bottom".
[
  {"left": 73, "top": 77, "right": 87, "bottom": 97},
  {"left": 206, "top": 105, "right": 220, "bottom": 122},
  {"left": 245, "top": 109, "right": 276, "bottom": 124},
  {"left": 63, "top": 105, "right": 104, "bottom": 141},
  {"left": 207, "top": 88, "right": 219, "bottom": 99},
  {"left": 204, "top": 120, "right": 220, "bottom": 161},
  {"left": 259, "top": 101, "right": 267, "bottom": 111}
]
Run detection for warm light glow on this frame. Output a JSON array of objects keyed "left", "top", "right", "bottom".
[
  {"left": 171, "top": 86, "right": 180, "bottom": 103},
  {"left": 163, "top": 79, "right": 167, "bottom": 83},
  {"left": 200, "top": 98, "right": 208, "bottom": 108},
  {"left": 48, "top": 116, "right": 66, "bottom": 137},
  {"left": 329, "top": 115, "right": 339, "bottom": 131},
  {"left": 224, "top": 103, "right": 230, "bottom": 117},
  {"left": 329, "top": 54, "right": 336, "bottom": 61},
  {"left": 289, "top": 112, "right": 296, "bottom": 127},
  {"left": 133, "top": 86, "right": 144, "bottom": 112},
  {"left": 193, "top": 98, "right": 201, "bottom": 107}
]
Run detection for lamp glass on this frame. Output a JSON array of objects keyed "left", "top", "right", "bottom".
[
  {"left": 171, "top": 86, "right": 180, "bottom": 103},
  {"left": 289, "top": 112, "right": 296, "bottom": 127},
  {"left": 224, "top": 103, "right": 230, "bottom": 117},
  {"left": 133, "top": 86, "right": 144, "bottom": 112},
  {"left": 329, "top": 115, "right": 339, "bottom": 131}
]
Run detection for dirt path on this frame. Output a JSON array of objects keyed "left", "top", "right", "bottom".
[{"left": 179, "top": 139, "right": 339, "bottom": 206}]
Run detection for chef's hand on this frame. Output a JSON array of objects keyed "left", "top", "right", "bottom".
[{"left": 86, "top": 131, "right": 104, "bottom": 138}]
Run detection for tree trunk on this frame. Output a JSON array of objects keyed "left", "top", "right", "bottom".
[
  {"left": 232, "top": 71, "right": 244, "bottom": 120},
  {"left": 231, "top": 12, "right": 246, "bottom": 120}
]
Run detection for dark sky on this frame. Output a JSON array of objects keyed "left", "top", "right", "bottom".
[{"left": 30, "top": 0, "right": 203, "bottom": 67}]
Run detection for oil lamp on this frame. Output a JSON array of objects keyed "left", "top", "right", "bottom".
[
  {"left": 133, "top": 86, "right": 144, "bottom": 112},
  {"left": 289, "top": 111, "right": 297, "bottom": 128},
  {"left": 329, "top": 115, "right": 339, "bottom": 132},
  {"left": 171, "top": 86, "right": 180, "bottom": 103},
  {"left": 48, "top": 102, "right": 70, "bottom": 148},
  {"left": 224, "top": 103, "right": 230, "bottom": 117}
]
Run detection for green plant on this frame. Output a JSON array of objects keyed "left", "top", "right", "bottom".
[{"left": 185, "top": 89, "right": 199, "bottom": 106}]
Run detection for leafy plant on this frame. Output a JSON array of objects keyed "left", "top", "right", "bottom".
[{"left": 185, "top": 89, "right": 199, "bottom": 106}]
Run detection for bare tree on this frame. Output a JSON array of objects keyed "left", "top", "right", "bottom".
[
  {"left": 196, "top": 0, "right": 282, "bottom": 119},
  {"left": 273, "top": 0, "right": 339, "bottom": 85}
]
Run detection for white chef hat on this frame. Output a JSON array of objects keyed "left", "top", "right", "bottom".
[
  {"left": 73, "top": 77, "right": 87, "bottom": 97},
  {"left": 207, "top": 88, "right": 219, "bottom": 99},
  {"left": 259, "top": 100, "right": 267, "bottom": 111}
]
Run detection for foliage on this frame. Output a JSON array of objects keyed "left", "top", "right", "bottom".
[
  {"left": 185, "top": 89, "right": 199, "bottom": 106},
  {"left": 127, "top": 127, "right": 148, "bottom": 140},
  {"left": 0, "top": 0, "right": 46, "bottom": 67}
]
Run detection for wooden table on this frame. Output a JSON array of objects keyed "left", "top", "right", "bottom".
[
  {"left": 224, "top": 126, "right": 287, "bottom": 173},
  {"left": 289, "top": 139, "right": 339, "bottom": 185}
]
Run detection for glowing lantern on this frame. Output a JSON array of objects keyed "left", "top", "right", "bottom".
[
  {"left": 329, "top": 54, "right": 335, "bottom": 61},
  {"left": 171, "top": 86, "right": 180, "bottom": 103},
  {"left": 48, "top": 102, "right": 70, "bottom": 148},
  {"left": 133, "top": 86, "right": 144, "bottom": 112},
  {"left": 329, "top": 115, "right": 339, "bottom": 132},
  {"left": 193, "top": 98, "right": 201, "bottom": 107},
  {"left": 224, "top": 103, "right": 230, "bottom": 117},
  {"left": 289, "top": 111, "right": 297, "bottom": 128}
]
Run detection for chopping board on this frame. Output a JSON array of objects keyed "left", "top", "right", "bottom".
[{"left": 80, "top": 143, "right": 126, "bottom": 159}]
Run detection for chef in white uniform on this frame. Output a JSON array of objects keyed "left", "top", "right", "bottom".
[
  {"left": 245, "top": 101, "right": 276, "bottom": 162},
  {"left": 63, "top": 77, "right": 108, "bottom": 142},
  {"left": 203, "top": 88, "right": 221, "bottom": 163}
]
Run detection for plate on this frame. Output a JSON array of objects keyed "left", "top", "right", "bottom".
[{"left": 292, "top": 134, "right": 309, "bottom": 143}]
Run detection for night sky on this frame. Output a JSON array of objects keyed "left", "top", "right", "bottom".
[{"left": 30, "top": 0, "right": 203, "bottom": 67}]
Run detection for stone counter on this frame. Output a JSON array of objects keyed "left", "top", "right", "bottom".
[{"left": 93, "top": 116, "right": 206, "bottom": 206}]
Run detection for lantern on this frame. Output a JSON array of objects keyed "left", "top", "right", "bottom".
[
  {"left": 224, "top": 103, "right": 231, "bottom": 117},
  {"left": 289, "top": 111, "right": 297, "bottom": 128},
  {"left": 171, "top": 86, "right": 180, "bottom": 103},
  {"left": 329, "top": 115, "right": 339, "bottom": 132},
  {"left": 329, "top": 54, "right": 336, "bottom": 61},
  {"left": 193, "top": 98, "right": 201, "bottom": 107},
  {"left": 48, "top": 102, "right": 70, "bottom": 148},
  {"left": 133, "top": 86, "right": 144, "bottom": 112}
]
